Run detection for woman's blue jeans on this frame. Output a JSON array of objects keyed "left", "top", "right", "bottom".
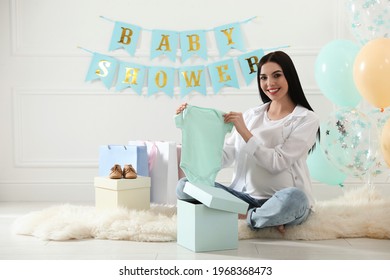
[{"left": 176, "top": 177, "right": 311, "bottom": 230}]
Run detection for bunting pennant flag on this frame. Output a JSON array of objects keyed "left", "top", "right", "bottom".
[
  {"left": 151, "top": 30, "right": 179, "bottom": 62},
  {"left": 109, "top": 21, "right": 141, "bottom": 56},
  {"left": 179, "top": 65, "right": 207, "bottom": 97},
  {"left": 147, "top": 66, "right": 175, "bottom": 97},
  {"left": 102, "top": 16, "right": 257, "bottom": 59},
  {"left": 214, "top": 22, "right": 245, "bottom": 57},
  {"left": 179, "top": 30, "right": 208, "bottom": 62},
  {"left": 208, "top": 59, "right": 239, "bottom": 93},
  {"left": 85, "top": 52, "right": 119, "bottom": 89},
  {"left": 82, "top": 46, "right": 287, "bottom": 97},
  {"left": 116, "top": 62, "right": 146, "bottom": 94},
  {"left": 238, "top": 49, "right": 265, "bottom": 85}
]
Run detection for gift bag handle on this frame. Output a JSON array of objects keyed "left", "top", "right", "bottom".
[
  {"left": 148, "top": 143, "right": 158, "bottom": 172},
  {"left": 107, "top": 145, "right": 127, "bottom": 150},
  {"left": 128, "top": 141, "right": 158, "bottom": 173}
]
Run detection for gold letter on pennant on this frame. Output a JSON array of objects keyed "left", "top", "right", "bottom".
[
  {"left": 122, "top": 67, "right": 139, "bottom": 85},
  {"left": 156, "top": 35, "right": 171, "bottom": 51},
  {"left": 118, "top": 27, "right": 134, "bottom": 45},
  {"left": 181, "top": 70, "right": 203, "bottom": 87},
  {"left": 221, "top": 28, "right": 235, "bottom": 45},
  {"left": 216, "top": 64, "right": 231, "bottom": 82},
  {"left": 187, "top": 34, "right": 200, "bottom": 51},
  {"left": 245, "top": 56, "right": 259, "bottom": 74},
  {"left": 95, "top": 60, "right": 111, "bottom": 77},
  {"left": 155, "top": 71, "right": 168, "bottom": 88}
]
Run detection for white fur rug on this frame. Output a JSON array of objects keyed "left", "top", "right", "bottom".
[{"left": 12, "top": 186, "right": 390, "bottom": 241}]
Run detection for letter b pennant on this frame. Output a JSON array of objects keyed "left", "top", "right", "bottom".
[{"left": 109, "top": 21, "right": 141, "bottom": 56}]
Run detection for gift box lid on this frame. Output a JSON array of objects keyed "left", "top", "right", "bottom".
[
  {"left": 183, "top": 182, "right": 248, "bottom": 214},
  {"left": 94, "top": 176, "right": 150, "bottom": 191}
]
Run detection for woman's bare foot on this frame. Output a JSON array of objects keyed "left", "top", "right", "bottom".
[
  {"left": 238, "top": 213, "right": 247, "bottom": 219},
  {"left": 276, "top": 225, "right": 286, "bottom": 234}
]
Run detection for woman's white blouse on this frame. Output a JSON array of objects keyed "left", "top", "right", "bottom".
[{"left": 222, "top": 103, "right": 320, "bottom": 207}]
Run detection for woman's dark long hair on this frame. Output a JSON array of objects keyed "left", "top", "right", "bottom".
[{"left": 256, "top": 51, "right": 320, "bottom": 152}]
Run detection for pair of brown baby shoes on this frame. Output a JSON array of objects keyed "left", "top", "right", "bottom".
[{"left": 109, "top": 164, "right": 137, "bottom": 179}]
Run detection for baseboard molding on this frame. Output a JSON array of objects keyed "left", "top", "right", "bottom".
[
  {"left": 0, "top": 182, "right": 95, "bottom": 202},
  {"left": 0, "top": 181, "right": 389, "bottom": 203}
]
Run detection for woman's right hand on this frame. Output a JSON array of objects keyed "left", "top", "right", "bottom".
[{"left": 176, "top": 102, "right": 188, "bottom": 115}]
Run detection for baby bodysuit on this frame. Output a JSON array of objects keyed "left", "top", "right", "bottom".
[{"left": 175, "top": 105, "right": 233, "bottom": 187}]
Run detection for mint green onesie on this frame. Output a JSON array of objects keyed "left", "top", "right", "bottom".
[{"left": 175, "top": 105, "right": 233, "bottom": 188}]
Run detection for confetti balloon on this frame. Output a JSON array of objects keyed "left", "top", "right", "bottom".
[
  {"left": 369, "top": 107, "right": 390, "bottom": 132},
  {"left": 346, "top": 0, "right": 390, "bottom": 45},
  {"left": 368, "top": 107, "right": 390, "bottom": 175},
  {"left": 321, "top": 108, "right": 379, "bottom": 178},
  {"left": 381, "top": 119, "right": 390, "bottom": 167}
]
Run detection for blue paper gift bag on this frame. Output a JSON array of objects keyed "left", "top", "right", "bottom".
[{"left": 98, "top": 145, "right": 149, "bottom": 177}]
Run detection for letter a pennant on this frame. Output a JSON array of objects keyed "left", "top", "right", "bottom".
[{"left": 150, "top": 29, "right": 179, "bottom": 61}]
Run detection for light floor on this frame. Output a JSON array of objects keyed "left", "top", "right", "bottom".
[{"left": 1, "top": 202, "right": 390, "bottom": 260}]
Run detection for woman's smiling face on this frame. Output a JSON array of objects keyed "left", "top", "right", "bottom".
[{"left": 259, "top": 62, "right": 289, "bottom": 102}]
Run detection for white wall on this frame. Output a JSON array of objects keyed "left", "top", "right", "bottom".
[{"left": 0, "top": 0, "right": 388, "bottom": 202}]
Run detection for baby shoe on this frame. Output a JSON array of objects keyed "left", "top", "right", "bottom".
[
  {"left": 123, "top": 164, "right": 137, "bottom": 179},
  {"left": 109, "top": 164, "right": 123, "bottom": 179}
]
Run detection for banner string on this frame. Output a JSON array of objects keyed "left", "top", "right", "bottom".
[
  {"left": 99, "top": 15, "right": 257, "bottom": 32},
  {"left": 240, "top": 16, "right": 257, "bottom": 24},
  {"left": 77, "top": 46, "right": 94, "bottom": 54},
  {"left": 99, "top": 15, "right": 114, "bottom": 23},
  {"left": 264, "top": 45, "right": 290, "bottom": 52}
]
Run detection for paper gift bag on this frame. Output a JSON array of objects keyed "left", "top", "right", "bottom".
[
  {"left": 149, "top": 141, "right": 178, "bottom": 204},
  {"left": 98, "top": 145, "right": 149, "bottom": 177},
  {"left": 144, "top": 141, "right": 178, "bottom": 205}
]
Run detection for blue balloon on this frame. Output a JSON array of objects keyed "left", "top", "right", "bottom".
[
  {"left": 307, "top": 142, "right": 346, "bottom": 187},
  {"left": 315, "top": 40, "right": 362, "bottom": 107}
]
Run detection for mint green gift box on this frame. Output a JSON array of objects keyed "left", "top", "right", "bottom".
[{"left": 177, "top": 182, "right": 249, "bottom": 252}]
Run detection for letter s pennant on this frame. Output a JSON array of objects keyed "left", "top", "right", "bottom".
[{"left": 85, "top": 53, "right": 118, "bottom": 89}]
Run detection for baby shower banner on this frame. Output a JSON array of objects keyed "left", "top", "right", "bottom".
[
  {"left": 101, "top": 16, "right": 254, "bottom": 61},
  {"left": 84, "top": 48, "right": 269, "bottom": 97},
  {"left": 83, "top": 16, "right": 288, "bottom": 96}
]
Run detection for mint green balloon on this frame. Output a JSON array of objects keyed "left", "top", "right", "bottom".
[
  {"left": 307, "top": 142, "right": 346, "bottom": 187},
  {"left": 315, "top": 40, "right": 362, "bottom": 107}
]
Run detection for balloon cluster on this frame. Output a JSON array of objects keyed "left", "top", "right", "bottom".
[{"left": 308, "top": 0, "right": 390, "bottom": 187}]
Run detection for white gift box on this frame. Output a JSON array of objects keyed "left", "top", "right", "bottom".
[
  {"left": 177, "top": 182, "right": 249, "bottom": 252},
  {"left": 94, "top": 176, "right": 151, "bottom": 210}
]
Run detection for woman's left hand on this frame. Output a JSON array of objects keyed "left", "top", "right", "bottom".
[{"left": 223, "top": 112, "right": 253, "bottom": 142}]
